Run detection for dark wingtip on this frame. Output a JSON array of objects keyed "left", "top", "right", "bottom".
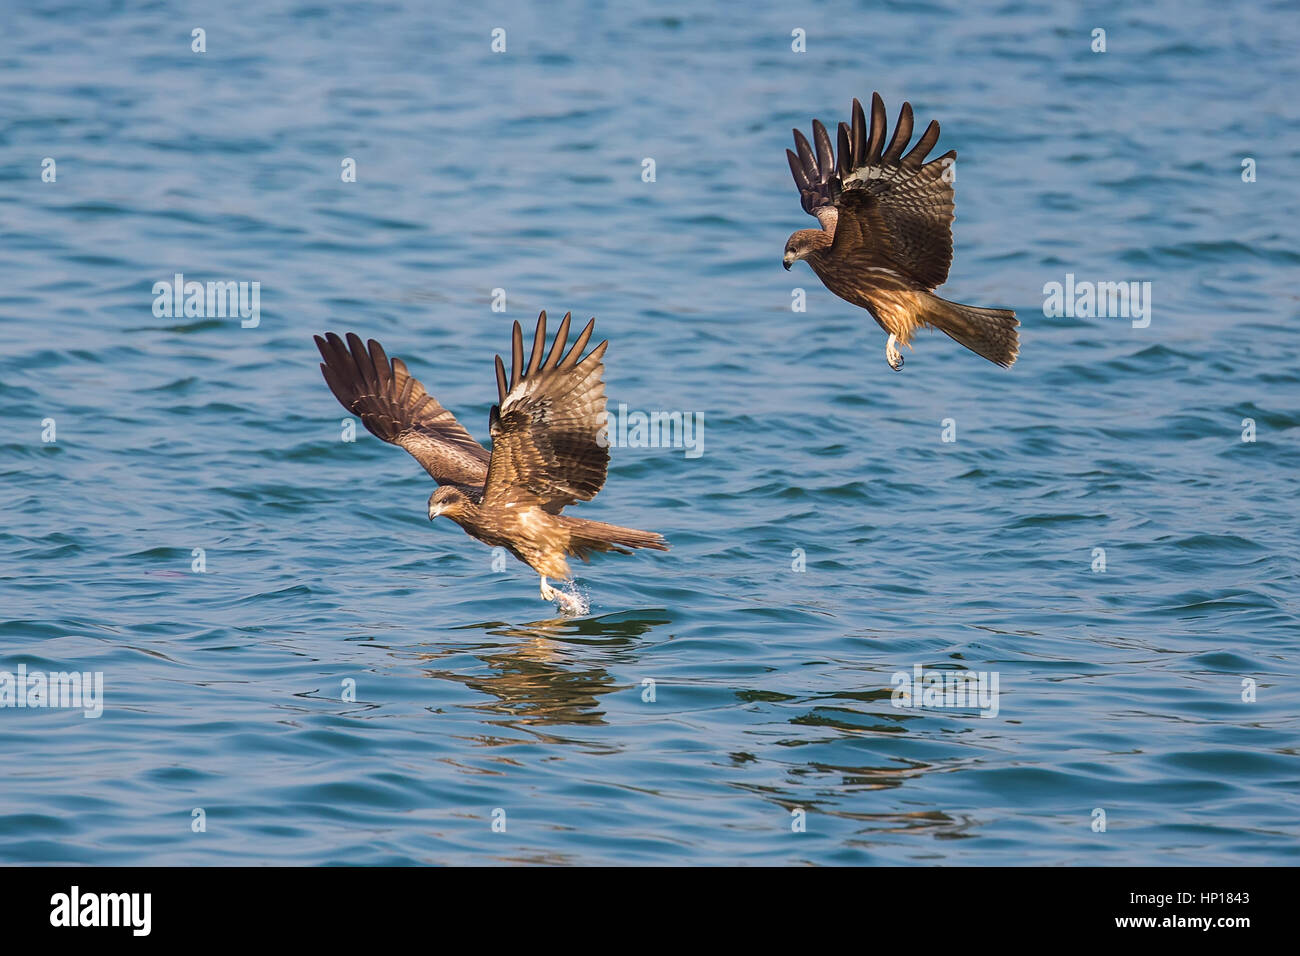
[
  {"left": 865, "top": 92, "right": 887, "bottom": 162},
  {"left": 787, "top": 148, "right": 809, "bottom": 190},
  {"left": 525, "top": 312, "right": 548, "bottom": 379},
  {"left": 792, "top": 127, "right": 817, "bottom": 178},
  {"left": 811, "top": 118, "right": 834, "bottom": 181},
  {"left": 560, "top": 317, "right": 597, "bottom": 369},
  {"left": 881, "top": 100, "right": 915, "bottom": 164},
  {"left": 315, "top": 331, "right": 341, "bottom": 359},
  {"left": 902, "top": 118, "right": 943, "bottom": 169},
  {"left": 494, "top": 354, "right": 508, "bottom": 405}
]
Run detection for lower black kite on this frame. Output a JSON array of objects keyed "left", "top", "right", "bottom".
[
  {"left": 783, "top": 92, "right": 1019, "bottom": 370},
  {"left": 315, "top": 312, "right": 668, "bottom": 608}
]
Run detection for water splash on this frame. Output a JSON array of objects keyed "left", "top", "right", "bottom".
[{"left": 552, "top": 580, "right": 589, "bottom": 617}]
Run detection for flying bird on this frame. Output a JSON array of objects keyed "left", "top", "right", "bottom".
[
  {"left": 314, "top": 312, "right": 668, "bottom": 609},
  {"left": 784, "top": 92, "right": 1019, "bottom": 370}
]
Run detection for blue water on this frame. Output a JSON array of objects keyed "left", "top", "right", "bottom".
[{"left": 1, "top": 0, "right": 1298, "bottom": 865}]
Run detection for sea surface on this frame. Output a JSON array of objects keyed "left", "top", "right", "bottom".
[{"left": 1, "top": 0, "right": 1297, "bottom": 865}]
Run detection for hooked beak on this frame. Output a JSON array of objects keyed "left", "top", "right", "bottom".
[
  {"left": 428, "top": 504, "right": 443, "bottom": 521},
  {"left": 783, "top": 251, "right": 795, "bottom": 270}
]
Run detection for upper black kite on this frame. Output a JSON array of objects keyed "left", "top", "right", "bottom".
[{"left": 784, "top": 92, "right": 1019, "bottom": 370}]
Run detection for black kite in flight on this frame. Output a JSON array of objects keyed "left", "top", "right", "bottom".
[
  {"left": 315, "top": 312, "right": 668, "bottom": 608},
  {"left": 784, "top": 92, "right": 1019, "bottom": 370}
]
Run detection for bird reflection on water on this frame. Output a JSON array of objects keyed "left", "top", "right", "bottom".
[{"left": 413, "top": 612, "right": 670, "bottom": 729}]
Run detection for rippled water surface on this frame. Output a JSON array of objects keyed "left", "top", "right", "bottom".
[{"left": 1, "top": 1, "right": 1298, "bottom": 865}]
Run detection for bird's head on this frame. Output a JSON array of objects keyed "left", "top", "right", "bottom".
[
  {"left": 428, "top": 486, "right": 470, "bottom": 521},
  {"left": 783, "top": 229, "right": 825, "bottom": 270}
]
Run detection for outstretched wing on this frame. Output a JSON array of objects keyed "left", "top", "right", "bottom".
[
  {"left": 787, "top": 92, "right": 956, "bottom": 289},
  {"left": 315, "top": 331, "right": 490, "bottom": 487},
  {"left": 483, "top": 311, "right": 609, "bottom": 514}
]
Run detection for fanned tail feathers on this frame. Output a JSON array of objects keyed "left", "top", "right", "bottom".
[
  {"left": 563, "top": 517, "right": 669, "bottom": 561},
  {"left": 922, "top": 294, "right": 1019, "bottom": 368}
]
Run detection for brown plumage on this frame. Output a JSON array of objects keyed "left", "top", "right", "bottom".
[
  {"left": 784, "top": 92, "right": 1019, "bottom": 370},
  {"left": 314, "top": 312, "right": 668, "bottom": 607}
]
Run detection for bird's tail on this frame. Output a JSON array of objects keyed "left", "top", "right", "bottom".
[
  {"left": 562, "top": 517, "right": 669, "bottom": 561},
  {"left": 922, "top": 293, "right": 1020, "bottom": 368}
]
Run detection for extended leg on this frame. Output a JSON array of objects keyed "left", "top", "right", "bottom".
[
  {"left": 886, "top": 333, "right": 904, "bottom": 371},
  {"left": 539, "top": 576, "right": 557, "bottom": 601}
]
